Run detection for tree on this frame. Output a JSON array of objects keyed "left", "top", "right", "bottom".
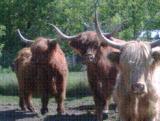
[{"left": 0, "top": 0, "right": 160, "bottom": 67}]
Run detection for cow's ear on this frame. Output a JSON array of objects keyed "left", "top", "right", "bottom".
[
  {"left": 49, "top": 41, "right": 58, "bottom": 50},
  {"left": 100, "top": 42, "right": 108, "bottom": 47},
  {"left": 69, "top": 41, "right": 75, "bottom": 48},
  {"left": 69, "top": 41, "right": 82, "bottom": 55},
  {"left": 151, "top": 47, "right": 160, "bottom": 63},
  {"left": 152, "top": 51, "right": 160, "bottom": 62},
  {"left": 107, "top": 52, "right": 120, "bottom": 64}
]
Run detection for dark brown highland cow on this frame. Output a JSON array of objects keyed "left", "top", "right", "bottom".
[
  {"left": 13, "top": 30, "right": 68, "bottom": 115},
  {"left": 95, "top": 12, "right": 160, "bottom": 121},
  {"left": 50, "top": 24, "right": 125, "bottom": 121}
]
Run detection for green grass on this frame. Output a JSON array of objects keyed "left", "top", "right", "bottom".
[
  {"left": 0, "top": 94, "right": 93, "bottom": 105},
  {"left": 67, "top": 71, "right": 91, "bottom": 97},
  {"left": 0, "top": 71, "right": 18, "bottom": 95},
  {"left": 0, "top": 95, "right": 19, "bottom": 104},
  {"left": 0, "top": 69, "right": 91, "bottom": 97}
]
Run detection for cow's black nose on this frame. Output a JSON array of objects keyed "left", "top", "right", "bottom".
[
  {"left": 132, "top": 83, "right": 145, "bottom": 93},
  {"left": 88, "top": 55, "right": 94, "bottom": 60}
]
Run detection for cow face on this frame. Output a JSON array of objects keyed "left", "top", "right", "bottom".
[
  {"left": 51, "top": 25, "right": 113, "bottom": 64},
  {"left": 30, "top": 37, "right": 54, "bottom": 64},
  {"left": 17, "top": 30, "right": 56, "bottom": 64},
  {"left": 68, "top": 32, "right": 101, "bottom": 64},
  {"left": 109, "top": 42, "right": 155, "bottom": 95}
]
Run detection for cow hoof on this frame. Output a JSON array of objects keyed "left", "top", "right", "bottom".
[
  {"left": 21, "top": 107, "right": 27, "bottom": 111},
  {"left": 57, "top": 111, "right": 65, "bottom": 115},
  {"left": 41, "top": 108, "right": 48, "bottom": 115},
  {"left": 27, "top": 106, "right": 35, "bottom": 112},
  {"left": 57, "top": 107, "right": 65, "bottom": 115},
  {"left": 57, "top": 106, "right": 65, "bottom": 115},
  {"left": 103, "top": 110, "right": 108, "bottom": 119}
]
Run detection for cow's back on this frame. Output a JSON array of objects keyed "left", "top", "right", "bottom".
[
  {"left": 49, "top": 43, "right": 68, "bottom": 76},
  {"left": 14, "top": 47, "right": 34, "bottom": 81}
]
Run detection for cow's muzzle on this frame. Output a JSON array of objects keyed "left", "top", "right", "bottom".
[
  {"left": 131, "top": 83, "right": 145, "bottom": 94},
  {"left": 83, "top": 54, "right": 96, "bottom": 64}
]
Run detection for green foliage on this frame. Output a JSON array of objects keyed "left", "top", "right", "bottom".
[
  {"left": 0, "top": 0, "right": 160, "bottom": 67},
  {"left": 0, "top": 25, "right": 6, "bottom": 37},
  {"left": 0, "top": 25, "right": 6, "bottom": 58}
]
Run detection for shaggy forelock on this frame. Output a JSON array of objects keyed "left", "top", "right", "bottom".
[
  {"left": 80, "top": 31, "right": 100, "bottom": 44},
  {"left": 120, "top": 41, "right": 152, "bottom": 68}
]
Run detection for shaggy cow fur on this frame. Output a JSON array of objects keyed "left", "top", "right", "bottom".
[
  {"left": 94, "top": 13, "right": 160, "bottom": 120},
  {"left": 108, "top": 41, "right": 160, "bottom": 121},
  {"left": 69, "top": 32, "right": 125, "bottom": 121},
  {"left": 13, "top": 37, "right": 68, "bottom": 115},
  {"left": 13, "top": 47, "right": 36, "bottom": 112}
]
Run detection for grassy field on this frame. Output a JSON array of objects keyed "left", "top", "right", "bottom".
[{"left": 0, "top": 68, "right": 91, "bottom": 97}]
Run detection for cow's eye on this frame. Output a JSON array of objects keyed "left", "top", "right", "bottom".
[
  {"left": 81, "top": 50, "right": 86, "bottom": 55},
  {"left": 94, "top": 45, "right": 98, "bottom": 49},
  {"left": 149, "top": 58, "right": 154, "bottom": 65}
]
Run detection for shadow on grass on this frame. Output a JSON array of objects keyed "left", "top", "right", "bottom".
[
  {"left": 44, "top": 112, "right": 109, "bottom": 121},
  {"left": 68, "top": 103, "right": 117, "bottom": 111},
  {"left": 0, "top": 109, "right": 38, "bottom": 120},
  {"left": 69, "top": 104, "right": 95, "bottom": 111},
  {"left": 44, "top": 113, "right": 97, "bottom": 121}
]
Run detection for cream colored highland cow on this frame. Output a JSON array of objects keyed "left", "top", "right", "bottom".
[{"left": 95, "top": 11, "right": 160, "bottom": 121}]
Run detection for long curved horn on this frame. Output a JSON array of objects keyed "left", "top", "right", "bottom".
[
  {"left": 49, "top": 38, "right": 57, "bottom": 41},
  {"left": 94, "top": 11, "right": 124, "bottom": 50},
  {"left": 103, "top": 32, "right": 111, "bottom": 36},
  {"left": 17, "top": 29, "right": 34, "bottom": 44},
  {"left": 49, "top": 24, "right": 78, "bottom": 41},
  {"left": 150, "top": 39, "right": 160, "bottom": 48}
]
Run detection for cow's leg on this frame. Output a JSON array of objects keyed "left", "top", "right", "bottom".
[
  {"left": 94, "top": 97, "right": 103, "bottom": 121},
  {"left": 94, "top": 95, "right": 106, "bottom": 121},
  {"left": 18, "top": 81, "right": 26, "bottom": 111},
  {"left": 103, "top": 99, "right": 109, "bottom": 112},
  {"left": 19, "top": 95, "right": 26, "bottom": 111},
  {"left": 24, "top": 91, "right": 35, "bottom": 112},
  {"left": 102, "top": 90, "right": 111, "bottom": 116},
  {"left": 94, "top": 93, "right": 109, "bottom": 118},
  {"left": 103, "top": 99, "right": 109, "bottom": 117},
  {"left": 41, "top": 90, "right": 49, "bottom": 115},
  {"left": 88, "top": 80, "right": 104, "bottom": 121},
  {"left": 55, "top": 93, "right": 65, "bottom": 114},
  {"left": 90, "top": 87, "right": 104, "bottom": 121},
  {"left": 55, "top": 77, "right": 66, "bottom": 114}
]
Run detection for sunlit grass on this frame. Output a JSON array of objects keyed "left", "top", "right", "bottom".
[
  {"left": 0, "top": 69, "right": 91, "bottom": 97},
  {"left": 0, "top": 71, "right": 18, "bottom": 95}
]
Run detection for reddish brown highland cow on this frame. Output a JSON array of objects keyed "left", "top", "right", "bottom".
[
  {"left": 13, "top": 47, "right": 36, "bottom": 112},
  {"left": 50, "top": 24, "right": 125, "bottom": 121},
  {"left": 13, "top": 30, "right": 68, "bottom": 115}
]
